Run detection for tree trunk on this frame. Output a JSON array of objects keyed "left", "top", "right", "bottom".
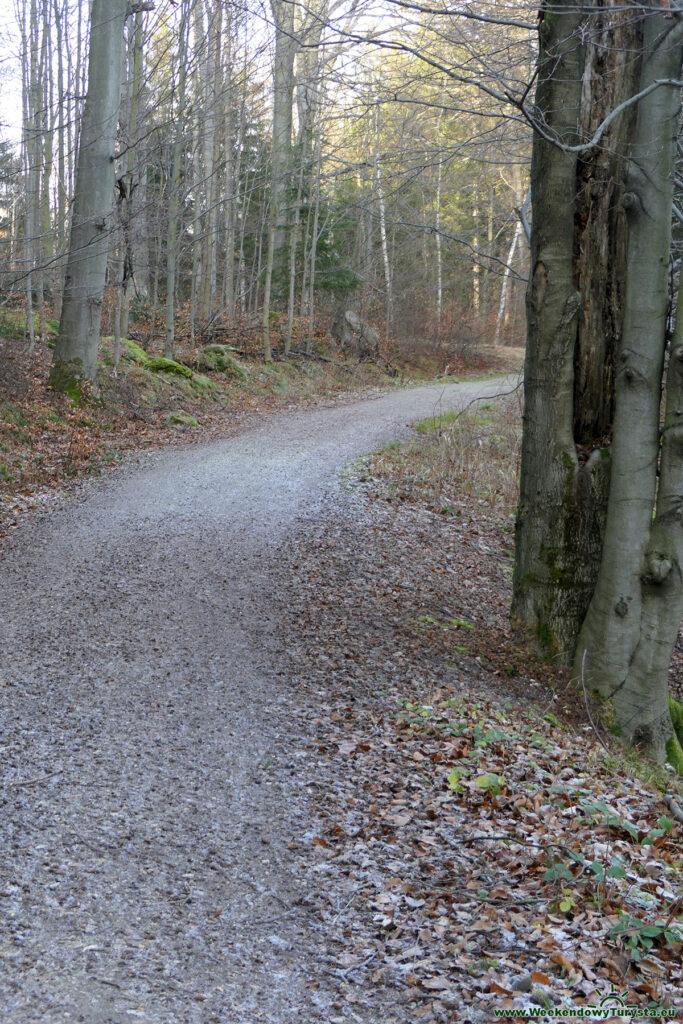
[
  {"left": 512, "top": 1, "right": 588, "bottom": 657},
  {"left": 575, "top": 14, "right": 683, "bottom": 763},
  {"left": 434, "top": 115, "right": 443, "bottom": 339},
  {"left": 513, "top": 1, "right": 640, "bottom": 659},
  {"left": 494, "top": 220, "right": 521, "bottom": 344},
  {"left": 53, "top": 0, "right": 68, "bottom": 321},
  {"left": 165, "top": 2, "right": 189, "bottom": 359},
  {"left": 306, "top": 137, "right": 323, "bottom": 355},
  {"left": 373, "top": 104, "right": 393, "bottom": 337},
  {"left": 119, "top": 9, "right": 144, "bottom": 344},
  {"left": 51, "top": 0, "right": 126, "bottom": 390},
  {"left": 269, "top": 0, "right": 296, "bottom": 309}
]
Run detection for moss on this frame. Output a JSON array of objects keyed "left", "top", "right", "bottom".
[
  {"left": 122, "top": 339, "right": 150, "bottom": 366},
  {"left": 49, "top": 359, "right": 87, "bottom": 402},
  {"left": 536, "top": 620, "right": 557, "bottom": 656},
  {"left": 194, "top": 345, "right": 248, "bottom": 379},
  {"left": 168, "top": 411, "right": 198, "bottom": 427},
  {"left": 665, "top": 733, "right": 683, "bottom": 774},
  {"left": 669, "top": 696, "right": 683, "bottom": 745},
  {"left": 147, "top": 357, "right": 194, "bottom": 378},
  {"left": 190, "top": 373, "right": 217, "bottom": 394}
]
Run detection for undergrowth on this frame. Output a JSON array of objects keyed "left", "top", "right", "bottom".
[{"left": 363, "top": 392, "right": 523, "bottom": 512}]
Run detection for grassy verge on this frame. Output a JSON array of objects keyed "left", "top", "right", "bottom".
[{"left": 361, "top": 390, "right": 523, "bottom": 513}]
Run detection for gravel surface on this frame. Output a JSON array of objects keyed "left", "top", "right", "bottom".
[{"left": 0, "top": 378, "right": 517, "bottom": 1024}]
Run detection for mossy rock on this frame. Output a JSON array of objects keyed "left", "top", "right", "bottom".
[
  {"left": 665, "top": 697, "right": 683, "bottom": 773},
  {"left": 204, "top": 343, "right": 238, "bottom": 356},
  {"left": 168, "top": 410, "right": 198, "bottom": 427},
  {"left": 195, "top": 344, "right": 248, "bottom": 379},
  {"left": 669, "top": 696, "right": 683, "bottom": 740},
  {"left": 147, "top": 357, "right": 194, "bottom": 378},
  {"left": 122, "top": 339, "right": 150, "bottom": 366},
  {"left": 190, "top": 373, "right": 218, "bottom": 394}
]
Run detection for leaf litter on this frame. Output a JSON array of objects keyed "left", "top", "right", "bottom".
[{"left": 275, "top": 419, "right": 682, "bottom": 1023}]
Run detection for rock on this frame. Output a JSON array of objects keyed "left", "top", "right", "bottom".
[
  {"left": 167, "top": 411, "right": 198, "bottom": 427},
  {"left": 193, "top": 344, "right": 248, "bottom": 379},
  {"left": 122, "top": 339, "right": 150, "bottom": 366},
  {"left": 330, "top": 308, "right": 379, "bottom": 360},
  {"left": 147, "top": 357, "right": 194, "bottom": 378}
]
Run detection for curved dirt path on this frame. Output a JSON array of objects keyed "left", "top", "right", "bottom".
[{"left": 0, "top": 377, "right": 516, "bottom": 1023}]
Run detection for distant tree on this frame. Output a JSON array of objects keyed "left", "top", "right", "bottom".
[{"left": 50, "top": 0, "right": 127, "bottom": 392}]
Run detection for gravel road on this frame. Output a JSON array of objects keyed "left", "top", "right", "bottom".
[{"left": 0, "top": 377, "right": 517, "bottom": 1024}]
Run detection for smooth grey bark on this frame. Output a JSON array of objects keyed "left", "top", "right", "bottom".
[
  {"left": 575, "top": 14, "right": 683, "bottom": 763},
  {"left": 20, "top": 0, "right": 43, "bottom": 352},
  {"left": 262, "top": 0, "right": 296, "bottom": 354},
  {"left": 512, "top": 1, "right": 587, "bottom": 656},
  {"left": 271, "top": 0, "right": 296, "bottom": 272},
  {"left": 165, "top": 2, "right": 190, "bottom": 359},
  {"left": 494, "top": 220, "right": 521, "bottom": 344},
  {"left": 118, "top": 10, "right": 144, "bottom": 345},
  {"left": 285, "top": 158, "right": 305, "bottom": 355},
  {"left": 434, "top": 100, "right": 445, "bottom": 337},
  {"left": 305, "top": 136, "right": 323, "bottom": 355},
  {"left": 373, "top": 103, "right": 393, "bottom": 337},
  {"left": 199, "top": 0, "right": 223, "bottom": 320},
  {"left": 52, "top": 0, "right": 68, "bottom": 321},
  {"left": 51, "top": 0, "right": 127, "bottom": 389}
]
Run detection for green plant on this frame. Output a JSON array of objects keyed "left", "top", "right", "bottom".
[
  {"left": 609, "top": 913, "right": 683, "bottom": 961},
  {"left": 552, "top": 889, "right": 579, "bottom": 914},
  {"left": 474, "top": 772, "right": 506, "bottom": 795},
  {"left": 447, "top": 766, "right": 466, "bottom": 793},
  {"left": 580, "top": 799, "right": 639, "bottom": 841}
]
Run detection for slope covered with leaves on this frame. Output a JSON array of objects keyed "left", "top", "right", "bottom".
[{"left": 277, "top": 396, "right": 682, "bottom": 1022}]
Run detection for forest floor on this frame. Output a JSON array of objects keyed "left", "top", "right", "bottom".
[
  {"left": 0, "top": 329, "right": 513, "bottom": 529},
  {"left": 276, "top": 399, "right": 683, "bottom": 1022},
  {"left": 0, "top": 338, "right": 680, "bottom": 1023}
]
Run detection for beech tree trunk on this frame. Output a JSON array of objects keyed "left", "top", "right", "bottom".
[
  {"left": 515, "top": 2, "right": 683, "bottom": 764},
  {"left": 512, "top": 1, "right": 588, "bottom": 657},
  {"left": 51, "top": 0, "right": 126, "bottom": 390},
  {"left": 165, "top": 2, "right": 190, "bottom": 359},
  {"left": 575, "top": 13, "right": 683, "bottom": 764},
  {"left": 513, "top": 1, "right": 642, "bottom": 660}
]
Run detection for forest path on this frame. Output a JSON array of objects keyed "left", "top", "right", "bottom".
[{"left": 0, "top": 376, "right": 516, "bottom": 1024}]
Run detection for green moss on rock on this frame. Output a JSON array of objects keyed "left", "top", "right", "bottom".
[
  {"left": 147, "top": 357, "right": 193, "bottom": 378},
  {"left": 123, "top": 339, "right": 150, "bottom": 366},
  {"left": 665, "top": 734, "right": 683, "bottom": 773},
  {"left": 194, "top": 344, "right": 248, "bottom": 379},
  {"left": 168, "top": 411, "right": 198, "bottom": 427},
  {"left": 190, "top": 373, "right": 217, "bottom": 394}
]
